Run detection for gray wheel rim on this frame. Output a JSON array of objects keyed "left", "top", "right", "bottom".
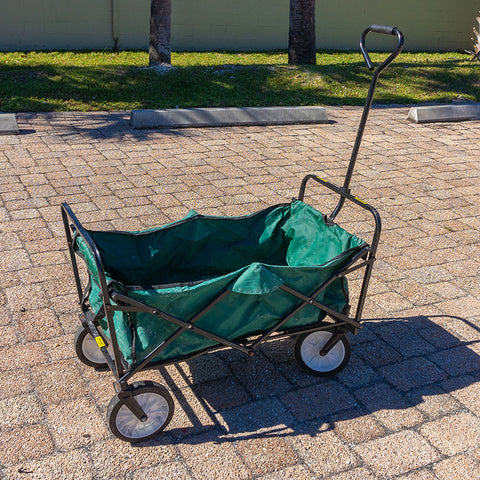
[
  {"left": 115, "top": 392, "right": 170, "bottom": 439},
  {"left": 300, "top": 331, "right": 345, "bottom": 372},
  {"left": 82, "top": 332, "right": 112, "bottom": 365}
]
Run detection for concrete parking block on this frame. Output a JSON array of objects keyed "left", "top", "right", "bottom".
[
  {"left": 0, "top": 114, "right": 19, "bottom": 135},
  {"left": 407, "top": 104, "right": 480, "bottom": 123},
  {"left": 130, "top": 106, "right": 329, "bottom": 129}
]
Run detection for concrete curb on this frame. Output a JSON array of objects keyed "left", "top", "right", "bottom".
[
  {"left": 0, "top": 114, "right": 19, "bottom": 135},
  {"left": 130, "top": 106, "right": 329, "bottom": 129},
  {"left": 407, "top": 104, "right": 480, "bottom": 124}
]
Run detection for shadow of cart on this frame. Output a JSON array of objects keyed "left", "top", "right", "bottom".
[{"left": 154, "top": 313, "right": 479, "bottom": 445}]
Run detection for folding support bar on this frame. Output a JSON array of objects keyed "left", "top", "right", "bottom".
[
  {"left": 110, "top": 290, "right": 254, "bottom": 360},
  {"left": 250, "top": 294, "right": 318, "bottom": 349},
  {"left": 249, "top": 251, "right": 366, "bottom": 348},
  {"left": 339, "top": 258, "right": 373, "bottom": 277},
  {"left": 278, "top": 284, "right": 362, "bottom": 329},
  {"left": 298, "top": 177, "right": 380, "bottom": 326},
  {"left": 114, "top": 290, "right": 234, "bottom": 384}
]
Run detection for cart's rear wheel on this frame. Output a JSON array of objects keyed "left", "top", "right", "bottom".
[
  {"left": 107, "top": 381, "right": 174, "bottom": 443},
  {"left": 74, "top": 325, "right": 112, "bottom": 370},
  {"left": 295, "top": 330, "right": 351, "bottom": 377}
]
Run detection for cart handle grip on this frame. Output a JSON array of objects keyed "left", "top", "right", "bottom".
[
  {"left": 368, "top": 24, "right": 397, "bottom": 35},
  {"left": 360, "top": 25, "right": 404, "bottom": 71}
]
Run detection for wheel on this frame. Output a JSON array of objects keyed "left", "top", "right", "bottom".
[
  {"left": 107, "top": 381, "right": 174, "bottom": 443},
  {"left": 74, "top": 325, "right": 113, "bottom": 370},
  {"left": 295, "top": 330, "right": 351, "bottom": 377}
]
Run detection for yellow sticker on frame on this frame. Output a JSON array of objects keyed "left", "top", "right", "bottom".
[{"left": 95, "top": 336, "right": 106, "bottom": 348}]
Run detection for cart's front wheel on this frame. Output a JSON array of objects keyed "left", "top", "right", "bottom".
[
  {"left": 107, "top": 381, "right": 174, "bottom": 443},
  {"left": 295, "top": 330, "right": 351, "bottom": 376},
  {"left": 74, "top": 325, "right": 113, "bottom": 370}
]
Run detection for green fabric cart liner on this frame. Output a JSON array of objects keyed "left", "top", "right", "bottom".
[{"left": 76, "top": 201, "right": 366, "bottom": 366}]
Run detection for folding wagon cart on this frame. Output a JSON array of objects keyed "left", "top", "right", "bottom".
[{"left": 62, "top": 26, "right": 404, "bottom": 442}]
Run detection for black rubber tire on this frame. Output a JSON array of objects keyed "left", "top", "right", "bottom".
[
  {"left": 107, "top": 381, "right": 174, "bottom": 443},
  {"left": 295, "top": 330, "right": 351, "bottom": 377},
  {"left": 74, "top": 325, "right": 109, "bottom": 370}
]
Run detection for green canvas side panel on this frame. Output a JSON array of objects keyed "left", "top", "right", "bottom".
[
  {"left": 75, "top": 201, "right": 366, "bottom": 366},
  {"left": 283, "top": 201, "right": 366, "bottom": 266},
  {"left": 87, "top": 203, "right": 292, "bottom": 286}
]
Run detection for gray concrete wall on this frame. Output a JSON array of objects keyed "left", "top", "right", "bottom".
[
  {"left": 172, "top": 0, "right": 289, "bottom": 51},
  {"left": 0, "top": 0, "right": 477, "bottom": 52},
  {"left": 314, "top": 0, "right": 478, "bottom": 51},
  {"left": 0, "top": 0, "right": 113, "bottom": 51}
]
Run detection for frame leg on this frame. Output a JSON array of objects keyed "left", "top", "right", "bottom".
[
  {"left": 115, "top": 386, "right": 148, "bottom": 422},
  {"left": 319, "top": 329, "right": 348, "bottom": 356}
]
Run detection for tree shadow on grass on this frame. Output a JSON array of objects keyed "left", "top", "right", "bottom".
[
  {"left": 2, "top": 57, "right": 479, "bottom": 131},
  {"left": 146, "top": 313, "right": 479, "bottom": 446}
]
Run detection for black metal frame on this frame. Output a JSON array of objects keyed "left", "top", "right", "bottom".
[{"left": 61, "top": 25, "right": 404, "bottom": 423}]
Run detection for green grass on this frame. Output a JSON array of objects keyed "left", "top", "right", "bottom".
[{"left": 0, "top": 50, "right": 478, "bottom": 112}]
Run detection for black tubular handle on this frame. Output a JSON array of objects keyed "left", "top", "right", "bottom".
[
  {"left": 360, "top": 25, "right": 404, "bottom": 71},
  {"left": 324, "top": 24, "right": 404, "bottom": 224},
  {"left": 368, "top": 24, "right": 397, "bottom": 35}
]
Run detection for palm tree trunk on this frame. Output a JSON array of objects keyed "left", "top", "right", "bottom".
[
  {"left": 288, "top": 0, "right": 316, "bottom": 65},
  {"left": 149, "top": 0, "right": 172, "bottom": 66}
]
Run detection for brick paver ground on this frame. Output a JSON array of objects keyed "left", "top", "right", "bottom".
[{"left": 0, "top": 107, "right": 479, "bottom": 479}]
